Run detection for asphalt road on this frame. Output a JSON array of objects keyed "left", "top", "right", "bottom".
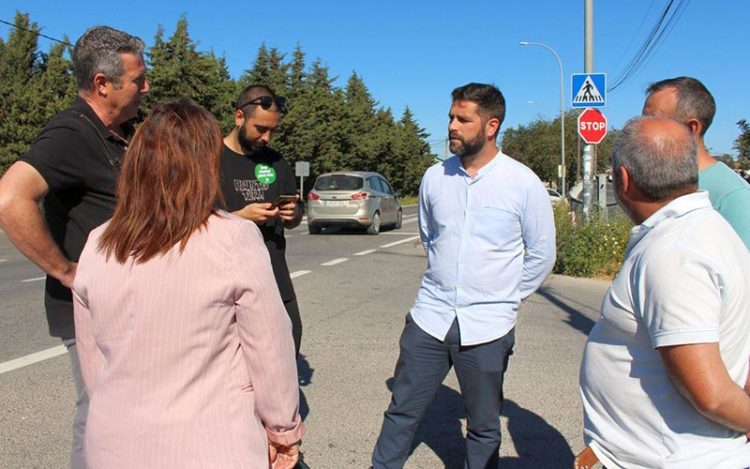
[{"left": 0, "top": 204, "right": 610, "bottom": 468}]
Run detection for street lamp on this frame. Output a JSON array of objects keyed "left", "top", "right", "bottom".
[{"left": 520, "top": 40, "right": 566, "bottom": 197}]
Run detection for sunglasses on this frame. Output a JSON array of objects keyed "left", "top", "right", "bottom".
[{"left": 238, "top": 95, "right": 287, "bottom": 112}]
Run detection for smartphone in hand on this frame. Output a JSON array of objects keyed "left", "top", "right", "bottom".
[{"left": 270, "top": 194, "right": 297, "bottom": 209}]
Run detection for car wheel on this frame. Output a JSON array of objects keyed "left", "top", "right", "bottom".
[
  {"left": 394, "top": 209, "right": 402, "bottom": 229},
  {"left": 308, "top": 224, "right": 322, "bottom": 234},
  {"left": 366, "top": 212, "right": 381, "bottom": 235}
]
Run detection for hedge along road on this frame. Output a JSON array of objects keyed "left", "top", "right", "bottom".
[{"left": 0, "top": 203, "right": 610, "bottom": 468}]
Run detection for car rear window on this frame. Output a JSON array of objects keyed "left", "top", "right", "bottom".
[{"left": 314, "top": 175, "right": 364, "bottom": 191}]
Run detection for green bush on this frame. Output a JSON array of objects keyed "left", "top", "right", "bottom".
[{"left": 553, "top": 203, "right": 631, "bottom": 279}]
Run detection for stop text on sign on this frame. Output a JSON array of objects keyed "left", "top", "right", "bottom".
[
  {"left": 579, "top": 122, "right": 606, "bottom": 131},
  {"left": 577, "top": 108, "right": 608, "bottom": 144}
]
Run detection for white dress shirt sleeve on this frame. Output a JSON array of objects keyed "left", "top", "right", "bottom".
[
  {"left": 519, "top": 181, "right": 556, "bottom": 299},
  {"left": 418, "top": 174, "right": 432, "bottom": 252}
]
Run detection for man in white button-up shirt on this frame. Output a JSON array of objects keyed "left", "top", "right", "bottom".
[
  {"left": 371, "top": 83, "right": 556, "bottom": 468},
  {"left": 579, "top": 116, "right": 750, "bottom": 468}
]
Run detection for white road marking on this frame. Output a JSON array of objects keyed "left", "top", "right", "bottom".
[
  {"left": 0, "top": 345, "right": 67, "bottom": 375},
  {"left": 20, "top": 276, "right": 46, "bottom": 283},
  {"left": 0, "top": 258, "right": 7, "bottom": 263},
  {"left": 380, "top": 235, "right": 420, "bottom": 249},
  {"left": 354, "top": 249, "right": 377, "bottom": 256},
  {"left": 321, "top": 258, "right": 348, "bottom": 266},
  {"left": 290, "top": 270, "right": 311, "bottom": 279},
  {"left": 380, "top": 231, "right": 419, "bottom": 236}
]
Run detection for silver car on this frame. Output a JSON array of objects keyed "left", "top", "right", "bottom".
[{"left": 306, "top": 171, "right": 402, "bottom": 234}]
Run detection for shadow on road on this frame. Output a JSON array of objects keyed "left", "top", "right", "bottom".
[
  {"left": 382, "top": 378, "right": 573, "bottom": 468},
  {"left": 500, "top": 400, "right": 575, "bottom": 468},
  {"left": 297, "top": 354, "right": 313, "bottom": 421},
  {"left": 409, "top": 384, "right": 465, "bottom": 468},
  {"left": 536, "top": 286, "right": 597, "bottom": 335}
]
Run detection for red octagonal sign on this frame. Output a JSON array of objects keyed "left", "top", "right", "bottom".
[{"left": 578, "top": 108, "right": 608, "bottom": 144}]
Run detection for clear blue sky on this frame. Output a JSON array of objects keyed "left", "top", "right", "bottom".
[{"left": 5, "top": 1, "right": 749, "bottom": 158}]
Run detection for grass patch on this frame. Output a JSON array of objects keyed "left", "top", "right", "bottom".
[{"left": 399, "top": 195, "right": 418, "bottom": 206}]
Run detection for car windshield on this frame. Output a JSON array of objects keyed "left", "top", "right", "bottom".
[{"left": 314, "top": 175, "right": 364, "bottom": 191}]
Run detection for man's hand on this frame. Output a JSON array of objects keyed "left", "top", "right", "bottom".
[
  {"left": 268, "top": 441, "right": 299, "bottom": 469},
  {"left": 278, "top": 199, "right": 298, "bottom": 222},
  {"left": 279, "top": 197, "right": 303, "bottom": 229},
  {"left": 234, "top": 202, "right": 280, "bottom": 224},
  {"left": 57, "top": 261, "right": 78, "bottom": 289}
]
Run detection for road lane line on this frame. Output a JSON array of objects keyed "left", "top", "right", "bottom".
[
  {"left": 290, "top": 270, "right": 311, "bottom": 279},
  {"left": 20, "top": 276, "right": 46, "bottom": 283},
  {"left": 0, "top": 345, "right": 67, "bottom": 374},
  {"left": 380, "top": 231, "right": 419, "bottom": 236},
  {"left": 0, "top": 258, "right": 7, "bottom": 263},
  {"left": 380, "top": 235, "right": 420, "bottom": 249},
  {"left": 354, "top": 249, "right": 377, "bottom": 256},
  {"left": 321, "top": 258, "right": 348, "bottom": 266}
]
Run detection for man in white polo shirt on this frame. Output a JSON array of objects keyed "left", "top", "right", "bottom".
[{"left": 579, "top": 116, "right": 750, "bottom": 468}]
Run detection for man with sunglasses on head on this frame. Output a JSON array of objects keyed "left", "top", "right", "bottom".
[
  {"left": 0, "top": 26, "right": 148, "bottom": 468},
  {"left": 220, "top": 84, "right": 304, "bottom": 356}
]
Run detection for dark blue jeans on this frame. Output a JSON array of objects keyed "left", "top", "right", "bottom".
[{"left": 372, "top": 314, "right": 515, "bottom": 469}]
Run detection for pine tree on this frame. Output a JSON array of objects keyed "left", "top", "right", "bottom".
[
  {"left": 239, "top": 44, "right": 288, "bottom": 96},
  {"left": 37, "top": 40, "right": 76, "bottom": 118},
  {"left": 340, "top": 72, "right": 379, "bottom": 171},
  {"left": 0, "top": 12, "right": 43, "bottom": 173},
  {"left": 393, "top": 107, "right": 434, "bottom": 195},
  {"left": 144, "top": 16, "right": 235, "bottom": 125}
]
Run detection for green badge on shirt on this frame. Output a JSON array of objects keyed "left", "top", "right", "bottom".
[{"left": 255, "top": 164, "right": 276, "bottom": 184}]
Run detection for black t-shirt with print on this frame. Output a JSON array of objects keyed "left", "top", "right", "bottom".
[
  {"left": 219, "top": 144, "right": 298, "bottom": 301},
  {"left": 19, "top": 96, "right": 133, "bottom": 338}
]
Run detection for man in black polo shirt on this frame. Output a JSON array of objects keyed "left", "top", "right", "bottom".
[
  {"left": 220, "top": 84, "right": 304, "bottom": 355},
  {"left": 0, "top": 26, "right": 148, "bottom": 468}
]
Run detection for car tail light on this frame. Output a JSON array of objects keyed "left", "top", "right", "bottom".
[
  {"left": 351, "top": 192, "right": 368, "bottom": 200},
  {"left": 308, "top": 192, "right": 320, "bottom": 201}
]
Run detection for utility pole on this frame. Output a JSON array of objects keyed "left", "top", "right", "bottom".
[{"left": 582, "top": 0, "right": 595, "bottom": 220}]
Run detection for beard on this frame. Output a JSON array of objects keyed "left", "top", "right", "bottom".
[
  {"left": 237, "top": 124, "right": 265, "bottom": 155},
  {"left": 449, "top": 131, "right": 484, "bottom": 158}
]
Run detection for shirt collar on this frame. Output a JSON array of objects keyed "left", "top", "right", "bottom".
[
  {"left": 71, "top": 96, "right": 134, "bottom": 144},
  {"left": 626, "top": 191, "right": 711, "bottom": 253},
  {"left": 457, "top": 148, "right": 503, "bottom": 182}
]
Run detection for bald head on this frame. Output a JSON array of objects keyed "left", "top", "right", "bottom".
[{"left": 612, "top": 116, "right": 698, "bottom": 201}]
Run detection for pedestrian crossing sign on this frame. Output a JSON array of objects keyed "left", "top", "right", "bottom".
[{"left": 571, "top": 73, "right": 606, "bottom": 108}]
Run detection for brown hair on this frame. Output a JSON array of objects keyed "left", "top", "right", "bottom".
[{"left": 98, "top": 98, "right": 225, "bottom": 263}]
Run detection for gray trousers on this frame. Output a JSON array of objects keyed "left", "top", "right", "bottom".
[
  {"left": 372, "top": 315, "right": 515, "bottom": 469},
  {"left": 63, "top": 338, "right": 88, "bottom": 469}
]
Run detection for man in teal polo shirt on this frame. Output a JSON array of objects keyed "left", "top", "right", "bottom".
[{"left": 643, "top": 76, "right": 750, "bottom": 249}]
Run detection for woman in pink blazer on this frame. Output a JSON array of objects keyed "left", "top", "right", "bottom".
[{"left": 73, "top": 99, "right": 304, "bottom": 469}]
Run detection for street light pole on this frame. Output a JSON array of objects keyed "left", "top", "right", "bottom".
[{"left": 520, "top": 41, "right": 566, "bottom": 197}]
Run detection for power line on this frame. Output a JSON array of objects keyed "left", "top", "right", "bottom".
[
  {"left": 609, "top": 0, "right": 659, "bottom": 74},
  {"left": 0, "top": 18, "right": 72, "bottom": 47},
  {"left": 608, "top": 0, "right": 691, "bottom": 93}
]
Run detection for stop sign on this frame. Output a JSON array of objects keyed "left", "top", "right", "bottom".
[{"left": 578, "top": 108, "right": 608, "bottom": 144}]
